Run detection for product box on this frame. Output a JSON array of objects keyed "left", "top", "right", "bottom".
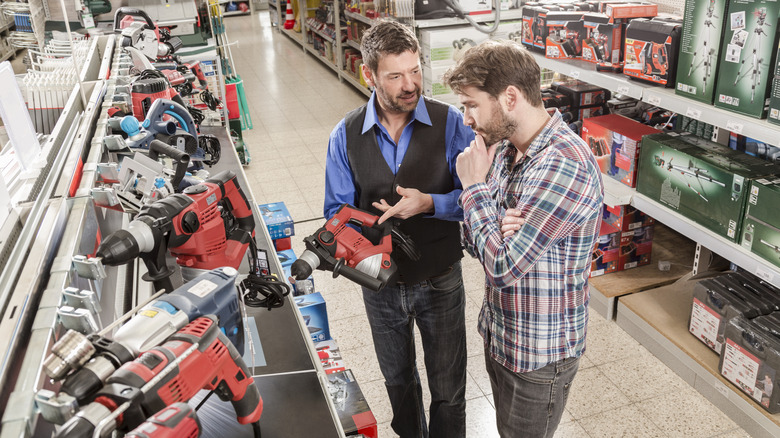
[
  {"left": 295, "top": 292, "right": 330, "bottom": 342},
  {"left": 618, "top": 224, "right": 653, "bottom": 270},
  {"left": 590, "top": 221, "right": 621, "bottom": 277},
  {"left": 714, "top": 0, "right": 780, "bottom": 118},
  {"left": 423, "top": 64, "right": 457, "bottom": 103},
  {"left": 458, "top": 0, "right": 492, "bottom": 14},
  {"left": 545, "top": 11, "right": 586, "bottom": 58},
  {"left": 491, "top": 19, "right": 525, "bottom": 43},
  {"left": 729, "top": 133, "right": 780, "bottom": 161},
  {"left": 419, "top": 26, "right": 491, "bottom": 67},
  {"left": 768, "top": 43, "right": 780, "bottom": 124},
  {"left": 314, "top": 339, "right": 347, "bottom": 374},
  {"left": 719, "top": 316, "right": 780, "bottom": 413},
  {"left": 327, "top": 369, "right": 378, "bottom": 437},
  {"left": 259, "top": 202, "right": 294, "bottom": 239},
  {"left": 603, "top": 204, "right": 654, "bottom": 231},
  {"left": 553, "top": 80, "right": 611, "bottom": 107},
  {"left": 675, "top": 0, "right": 729, "bottom": 103},
  {"left": 522, "top": 5, "right": 564, "bottom": 52},
  {"left": 635, "top": 132, "right": 777, "bottom": 241},
  {"left": 623, "top": 18, "right": 682, "bottom": 87},
  {"left": 581, "top": 13, "right": 623, "bottom": 65},
  {"left": 277, "top": 249, "right": 297, "bottom": 268},
  {"left": 581, "top": 114, "right": 661, "bottom": 187},
  {"left": 741, "top": 176, "right": 780, "bottom": 268}
]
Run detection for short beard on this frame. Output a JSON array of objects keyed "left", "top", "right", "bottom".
[
  {"left": 475, "top": 102, "right": 516, "bottom": 146},
  {"left": 376, "top": 84, "right": 421, "bottom": 113}
]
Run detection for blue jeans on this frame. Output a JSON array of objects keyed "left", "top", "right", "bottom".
[
  {"left": 362, "top": 261, "right": 467, "bottom": 438},
  {"left": 485, "top": 346, "right": 580, "bottom": 438}
]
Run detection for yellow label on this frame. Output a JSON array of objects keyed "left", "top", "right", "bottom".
[{"left": 140, "top": 310, "right": 158, "bottom": 318}]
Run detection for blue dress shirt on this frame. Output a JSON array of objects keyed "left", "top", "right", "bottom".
[{"left": 324, "top": 92, "right": 475, "bottom": 221}]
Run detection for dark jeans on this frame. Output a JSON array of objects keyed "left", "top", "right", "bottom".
[
  {"left": 485, "top": 346, "right": 580, "bottom": 438},
  {"left": 362, "top": 261, "right": 467, "bottom": 438}
]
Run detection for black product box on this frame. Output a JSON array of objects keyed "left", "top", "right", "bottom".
[
  {"left": 768, "top": 43, "right": 780, "bottom": 124},
  {"left": 522, "top": 5, "right": 564, "bottom": 52},
  {"left": 623, "top": 18, "right": 682, "bottom": 87},
  {"left": 690, "top": 276, "right": 769, "bottom": 354},
  {"left": 720, "top": 316, "right": 780, "bottom": 413},
  {"left": 545, "top": 11, "right": 586, "bottom": 58},
  {"left": 552, "top": 80, "right": 611, "bottom": 107},
  {"left": 635, "top": 132, "right": 777, "bottom": 241},
  {"left": 326, "top": 369, "right": 378, "bottom": 436},
  {"left": 581, "top": 12, "right": 623, "bottom": 65}
]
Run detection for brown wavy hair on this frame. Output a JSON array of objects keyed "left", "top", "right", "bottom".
[{"left": 360, "top": 19, "right": 420, "bottom": 73}]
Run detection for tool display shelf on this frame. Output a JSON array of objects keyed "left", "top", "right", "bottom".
[
  {"left": 617, "top": 278, "right": 780, "bottom": 437},
  {"left": 588, "top": 223, "right": 696, "bottom": 321},
  {"left": 308, "top": 24, "right": 335, "bottom": 44}
]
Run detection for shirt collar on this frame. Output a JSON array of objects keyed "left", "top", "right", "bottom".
[{"left": 362, "top": 91, "right": 432, "bottom": 134}]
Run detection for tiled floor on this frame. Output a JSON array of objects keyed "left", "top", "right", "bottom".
[{"left": 231, "top": 11, "right": 748, "bottom": 437}]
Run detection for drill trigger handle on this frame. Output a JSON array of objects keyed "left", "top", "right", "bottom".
[{"left": 332, "top": 258, "right": 383, "bottom": 291}]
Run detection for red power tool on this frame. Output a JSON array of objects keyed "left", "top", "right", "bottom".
[
  {"left": 291, "top": 204, "right": 419, "bottom": 291},
  {"left": 54, "top": 315, "right": 262, "bottom": 438},
  {"left": 95, "top": 170, "right": 255, "bottom": 292},
  {"left": 125, "top": 403, "right": 200, "bottom": 438}
]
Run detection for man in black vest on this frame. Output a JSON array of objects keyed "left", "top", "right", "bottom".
[{"left": 323, "top": 19, "right": 474, "bottom": 438}]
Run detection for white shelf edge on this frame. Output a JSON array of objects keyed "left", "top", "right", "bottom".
[
  {"left": 280, "top": 27, "right": 303, "bottom": 43},
  {"left": 307, "top": 25, "right": 335, "bottom": 44},
  {"left": 304, "top": 44, "right": 339, "bottom": 73},
  {"left": 631, "top": 192, "right": 780, "bottom": 288},
  {"left": 345, "top": 39, "right": 360, "bottom": 50},
  {"left": 414, "top": 9, "right": 524, "bottom": 28},
  {"left": 531, "top": 52, "right": 647, "bottom": 100},
  {"left": 343, "top": 11, "right": 375, "bottom": 26},
  {"left": 340, "top": 71, "right": 371, "bottom": 97},
  {"left": 602, "top": 177, "right": 633, "bottom": 207}
]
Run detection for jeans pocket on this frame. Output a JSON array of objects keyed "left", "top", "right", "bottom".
[
  {"left": 515, "top": 362, "right": 555, "bottom": 385},
  {"left": 429, "top": 263, "right": 463, "bottom": 292}
]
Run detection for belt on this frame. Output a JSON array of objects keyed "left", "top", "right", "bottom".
[{"left": 395, "top": 264, "right": 455, "bottom": 286}]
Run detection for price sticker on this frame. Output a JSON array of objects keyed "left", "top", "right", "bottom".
[
  {"left": 569, "top": 70, "right": 580, "bottom": 79},
  {"left": 726, "top": 120, "right": 744, "bottom": 134},
  {"left": 647, "top": 95, "right": 661, "bottom": 106},
  {"left": 617, "top": 86, "right": 630, "bottom": 95},
  {"left": 686, "top": 107, "right": 702, "bottom": 119},
  {"left": 715, "top": 382, "right": 730, "bottom": 398},
  {"left": 755, "top": 265, "right": 773, "bottom": 282}
]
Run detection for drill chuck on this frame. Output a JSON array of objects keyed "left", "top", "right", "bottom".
[
  {"left": 43, "top": 330, "right": 95, "bottom": 381},
  {"left": 96, "top": 220, "right": 155, "bottom": 266},
  {"left": 291, "top": 250, "right": 319, "bottom": 280}
]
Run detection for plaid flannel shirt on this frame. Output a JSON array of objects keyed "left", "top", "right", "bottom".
[{"left": 460, "top": 110, "right": 604, "bottom": 373}]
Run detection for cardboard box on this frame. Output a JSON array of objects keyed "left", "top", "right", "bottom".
[
  {"left": 295, "top": 292, "right": 330, "bottom": 342},
  {"left": 635, "top": 132, "right": 777, "bottom": 241},
  {"left": 423, "top": 64, "right": 457, "bottom": 102},
  {"left": 768, "top": 43, "right": 780, "bottom": 124},
  {"left": 491, "top": 19, "right": 525, "bottom": 42},
  {"left": 327, "top": 370, "right": 378, "bottom": 437},
  {"left": 552, "top": 80, "right": 610, "bottom": 107},
  {"left": 618, "top": 224, "right": 653, "bottom": 270},
  {"left": 603, "top": 204, "right": 654, "bottom": 231},
  {"left": 259, "top": 202, "right": 294, "bottom": 239},
  {"left": 581, "top": 114, "right": 661, "bottom": 187},
  {"left": 590, "top": 221, "right": 621, "bottom": 277},
  {"left": 714, "top": 0, "right": 780, "bottom": 118},
  {"left": 581, "top": 13, "right": 623, "bottom": 65},
  {"left": 522, "top": 5, "right": 564, "bottom": 52},
  {"left": 741, "top": 176, "right": 780, "bottom": 267},
  {"left": 623, "top": 18, "right": 682, "bottom": 87},
  {"left": 545, "top": 11, "right": 586, "bottom": 58},
  {"left": 419, "top": 26, "right": 491, "bottom": 67},
  {"left": 675, "top": 0, "right": 729, "bottom": 103},
  {"left": 314, "top": 339, "right": 347, "bottom": 374}
]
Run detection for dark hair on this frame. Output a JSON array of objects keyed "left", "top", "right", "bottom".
[
  {"left": 360, "top": 19, "right": 420, "bottom": 73},
  {"left": 443, "top": 40, "right": 543, "bottom": 107}
]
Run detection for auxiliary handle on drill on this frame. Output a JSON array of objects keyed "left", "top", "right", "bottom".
[
  {"left": 113, "top": 7, "right": 155, "bottom": 31},
  {"left": 148, "top": 139, "right": 189, "bottom": 190}
]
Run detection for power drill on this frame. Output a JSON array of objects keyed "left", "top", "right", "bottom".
[
  {"left": 54, "top": 315, "right": 262, "bottom": 438},
  {"left": 125, "top": 403, "right": 200, "bottom": 438},
  {"left": 38, "top": 267, "right": 244, "bottom": 419},
  {"left": 291, "top": 204, "right": 419, "bottom": 291},
  {"left": 95, "top": 170, "right": 255, "bottom": 292}
]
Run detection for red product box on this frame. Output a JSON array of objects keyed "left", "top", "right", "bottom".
[
  {"left": 581, "top": 13, "right": 623, "bottom": 65},
  {"left": 618, "top": 224, "right": 653, "bottom": 270},
  {"left": 603, "top": 2, "right": 658, "bottom": 19},
  {"left": 602, "top": 204, "right": 654, "bottom": 231},
  {"left": 545, "top": 11, "right": 585, "bottom": 59},
  {"left": 590, "top": 221, "right": 621, "bottom": 277},
  {"left": 314, "top": 339, "right": 346, "bottom": 375},
  {"left": 274, "top": 237, "right": 292, "bottom": 251},
  {"left": 581, "top": 114, "right": 660, "bottom": 187}
]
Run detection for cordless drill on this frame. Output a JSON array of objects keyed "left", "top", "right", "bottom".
[
  {"left": 54, "top": 315, "right": 262, "bottom": 438},
  {"left": 39, "top": 267, "right": 244, "bottom": 416},
  {"left": 95, "top": 170, "right": 255, "bottom": 292},
  {"left": 291, "top": 204, "right": 419, "bottom": 291}
]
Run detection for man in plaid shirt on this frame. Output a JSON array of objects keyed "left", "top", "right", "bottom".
[{"left": 444, "top": 40, "right": 604, "bottom": 437}]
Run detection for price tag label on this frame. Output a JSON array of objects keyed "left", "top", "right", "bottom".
[
  {"left": 715, "top": 382, "right": 730, "bottom": 398},
  {"left": 726, "top": 120, "right": 744, "bottom": 134},
  {"left": 755, "top": 265, "right": 773, "bottom": 282},
  {"left": 569, "top": 70, "right": 580, "bottom": 79},
  {"left": 617, "top": 86, "right": 630, "bottom": 95},
  {"left": 686, "top": 107, "right": 702, "bottom": 119},
  {"left": 647, "top": 95, "right": 661, "bottom": 106}
]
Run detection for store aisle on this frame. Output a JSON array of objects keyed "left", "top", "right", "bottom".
[{"left": 231, "top": 11, "right": 749, "bottom": 438}]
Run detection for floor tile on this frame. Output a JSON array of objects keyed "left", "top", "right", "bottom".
[
  {"left": 553, "top": 420, "right": 590, "bottom": 438},
  {"left": 638, "top": 389, "right": 739, "bottom": 438},
  {"left": 582, "top": 317, "right": 646, "bottom": 366},
  {"left": 598, "top": 347, "right": 689, "bottom": 403},
  {"left": 361, "top": 379, "right": 394, "bottom": 425},
  {"left": 328, "top": 314, "right": 374, "bottom": 351},
  {"left": 578, "top": 404, "right": 664, "bottom": 438},
  {"left": 565, "top": 366, "right": 631, "bottom": 419},
  {"left": 341, "top": 345, "right": 383, "bottom": 384},
  {"left": 465, "top": 397, "right": 499, "bottom": 438}
]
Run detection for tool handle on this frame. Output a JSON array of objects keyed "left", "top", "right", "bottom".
[
  {"left": 148, "top": 139, "right": 190, "bottom": 190},
  {"left": 125, "top": 403, "right": 201, "bottom": 438},
  {"left": 334, "top": 261, "right": 383, "bottom": 291},
  {"left": 113, "top": 7, "right": 155, "bottom": 30}
]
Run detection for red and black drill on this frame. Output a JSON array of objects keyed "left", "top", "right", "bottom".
[
  {"left": 95, "top": 170, "right": 255, "bottom": 292},
  {"left": 54, "top": 315, "right": 262, "bottom": 438},
  {"left": 291, "top": 204, "right": 419, "bottom": 291}
]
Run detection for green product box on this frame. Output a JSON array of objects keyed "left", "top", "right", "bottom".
[
  {"left": 713, "top": 0, "right": 780, "bottom": 118},
  {"left": 741, "top": 176, "right": 780, "bottom": 267},
  {"left": 767, "top": 45, "right": 780, "bottom": 124},
  {"left": 676, "top": 0, "right": 730, "bottom": 103},
  {"left": 636, "top": 132, "right": 777, "bottom": 241}
]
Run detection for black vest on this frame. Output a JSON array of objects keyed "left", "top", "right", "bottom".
[{"left": 345, "top": 97, "right": 462, "bottom": 285}]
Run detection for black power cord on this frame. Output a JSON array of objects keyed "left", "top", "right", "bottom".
[{"left": 241, "top": 240, "right": 291, "bottom": 310}]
